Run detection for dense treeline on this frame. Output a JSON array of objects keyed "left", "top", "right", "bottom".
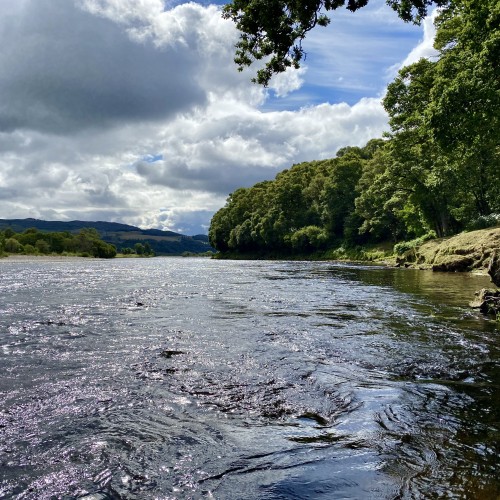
[
  {"left": 209, "top": 0, "right": 499, "bottom": 255},
  {"left": 0, "top": 227, "right": 117, "bottom": 258},
  {"left": 120, "top": 242, "right": 155, "bottom": 257}
]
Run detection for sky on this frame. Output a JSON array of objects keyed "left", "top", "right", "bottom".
[{"left": 0, "top": 0, "right": 438, "bottom": 235}]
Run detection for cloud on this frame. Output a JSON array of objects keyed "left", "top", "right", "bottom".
[
  {"left": 383, "top": 8, "right": 439, "bottom": 83},
  {"left": 0, "top": 0, "right": 428, "bottom": 234},
  {"left": 292, "top": 0, "right": 425, "bottom": 103},
  {"left": 133, "top": 96, "right": 388, "bottom": 198},
  {"left": 399, "top": 10, "right": 439, "bottom": 67},
  {"left": 0, "top": 0, "right": 206, "bottom": 134}
]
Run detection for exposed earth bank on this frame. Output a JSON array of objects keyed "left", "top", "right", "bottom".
[{"left": 396, "top": 227, "right": 500, "bottom": 274}]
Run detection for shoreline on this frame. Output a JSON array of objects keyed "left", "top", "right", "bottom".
[
  {"left": 214, "top": 227, "right": 500, "bottom": 277},
  {"left": 0, "top": 255, "right": 98, "bottom": 262}
]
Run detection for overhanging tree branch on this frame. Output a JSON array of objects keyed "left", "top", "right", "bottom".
[{"left": 223, "top": 0, "right": 450, "bottom": 85}]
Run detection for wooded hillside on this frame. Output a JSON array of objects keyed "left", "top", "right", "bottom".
[{"left": 0, "top": 219, "right": 214, "bottom": 256}]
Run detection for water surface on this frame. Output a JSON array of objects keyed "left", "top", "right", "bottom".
[{"left": 0, "top": 258, "right": 498, "bottom": 499}]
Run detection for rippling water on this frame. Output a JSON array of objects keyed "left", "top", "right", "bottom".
[{"left": 0, "top": 257, "right": 498, "bottom": 499}]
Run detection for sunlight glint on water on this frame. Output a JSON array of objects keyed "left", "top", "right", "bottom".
[{"left": 0, "top": 257, "right": 498, "bottom": 499}]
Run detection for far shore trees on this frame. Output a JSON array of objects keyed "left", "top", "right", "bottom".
[{"left": 0, "top": 227, "right": 117, "bottom": 258}]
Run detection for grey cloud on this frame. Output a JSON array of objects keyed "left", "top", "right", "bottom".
[
  {"left": 133, "top": 97, "right": 388, "bottom": 196},
  {"left": 1, "top": 157, "right": 127, "bottom": 216},
  {"left": 0, "top": 0, "right": 206, "bottom": 134},
  {"left": 0, "top": 186, "right": 22, "bottom": 201},
  {"left": 2, "top": 162, "right": 68, "bottom": 191},
  {"left": 136, "top": 159, "right": 279, "bottom": 195}
]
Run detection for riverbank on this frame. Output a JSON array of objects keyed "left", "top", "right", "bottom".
[
  {"left": 213, "top": 227, "right": 500, "bottom": 276},
  {"left": 395, "top": 227, "right": 500, "bottom": 274},
  {"left": 0, "top": 254, "right": 93, "bottom": 262}
]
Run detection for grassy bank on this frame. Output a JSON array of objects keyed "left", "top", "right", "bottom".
[
  {"left": 212, "top": 242, "right": 395, "bottom": 264},
  {"left": 395, "top": 227, "right": 500, "bottom": 273}
]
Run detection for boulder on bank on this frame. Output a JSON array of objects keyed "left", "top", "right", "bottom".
[
  {"left": 396, "top": 227, "right": 500, "bottom": 273},
  {"left": 488, "top": 249, "right": 500, "bottom": 287},
  {"left": 432, "top": 256, "right": 475, "bottom": 273},
  {"left": 468, "top": 249, "right": 500, "bottom": 317},
  {"left": 469, "top": 288, "right": 500, "bottom": 315}
]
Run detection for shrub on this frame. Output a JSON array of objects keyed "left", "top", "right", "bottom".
[
  {"left": 466, "top": 213, "right": 500, "bottom": 231},
  {"left": 394, "top": 231, "right": 437, "bottom": 255},
  {"left": 23, "top": 244, "right": 37, "bottom": 255},
  {"left": 5, "top": 238, "right": 23, "bottom": 253}
]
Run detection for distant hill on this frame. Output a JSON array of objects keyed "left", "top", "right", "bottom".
[{"left": 0, "top": 218, "right": 214, "bottom": 255}]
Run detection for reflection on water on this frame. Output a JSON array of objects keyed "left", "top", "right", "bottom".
[{"left": 0, "top": 258, "right": 498, "bottom": 499}]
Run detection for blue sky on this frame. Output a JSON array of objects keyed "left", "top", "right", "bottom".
[
  {"left": 265, "top": 1, "right": 426, "bottom": 109},
  {"left": 0, "top": 0, "right": 436, "bottom": 234}
]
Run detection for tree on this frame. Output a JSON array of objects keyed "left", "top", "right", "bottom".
[
  {"left": 382, "top": 0, "right": 500, "bottom": 232},
  {"left": 74, "top": 228, "right": 116, "bottom": 258},
  {"left": 383, "top": 59, "right": 460, "bottom": 237},
  {"left": 35, "top": 239, "right": 51, "bottom": 254},
  {"left": 209, "top": 182, "right": 275, "bottom": 252},
  {"left": 23, "top": 244, "right": 37, "bottom": 255},
  {"left": 209, "top": 206, "right": 233, "bottom": 252},
  {"left": 223, "top": 0, "right": 450, "bottom": 84},
  {"left": 92, "top": 240, "right": 117, "bottom": 258},
  {"left": 207, "top": 137, "right": 400, "bottom": 255},
  {"left": 75, "top": 229, "right": 96, "bottom": 255},
  {"left": 430, "top": 0, "right": 499, "bottom": 152},
  {"left": 321, "top": 151, "right": 364, "bottom": 241},
  {"left": 143, "top": 242, "right": 153, "bottom": 256},
  {"left": 355, "top": 146, "right": 409, "bottom": 241},
  {"left": 289, "top": 225, "right": 327, "bottom": 251},
  {"left": 134, "top": 243, "right": 145, "bottom": 255},
  {"left": 428, "top": 0, "right": 500, "bottom": 216},
  {"left": 5, "top": 238, "right": 22, "bottom": 253}
]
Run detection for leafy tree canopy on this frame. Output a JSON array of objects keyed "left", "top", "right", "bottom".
[
  {"left": 210, "top": 0, "right": 499, "bottom": 256},
  {"left": 223, "top": 0, "right": 450, "bottom": 84}
]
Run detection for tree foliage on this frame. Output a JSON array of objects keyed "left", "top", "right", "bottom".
[
  {"left": 383, "top": 0, "right": 500, "bottom": 232},
  {"left": 223, "top": 0, "right": 450, "bottom": 84},
  {"left": 209, "top": 142, "right": 386, "bottom": 254},
  {"left": 0, "top": 227, "right": 117, "bottom": 258},
  {"left": 210, "top": 0, "right": 499, "bottom": 254}
]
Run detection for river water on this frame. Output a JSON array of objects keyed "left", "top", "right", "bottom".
[{"left": 0, "top": 257, "right": 498, "bottom": 499}]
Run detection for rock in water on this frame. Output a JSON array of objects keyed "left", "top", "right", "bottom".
[
  {"left": 469, "top": 288, "right": 500, "bottom": 315},
  {"left": 488, "top": 249, "right": 500, "bottom": 287}
]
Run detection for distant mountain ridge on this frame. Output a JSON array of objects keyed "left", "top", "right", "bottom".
[{"left": 0, "top": 218, "right": 213, "bottom": 255}]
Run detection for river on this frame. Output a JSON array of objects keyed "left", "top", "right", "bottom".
[{"left": 0, "top": 257, "right": 498, "bottom": 499}]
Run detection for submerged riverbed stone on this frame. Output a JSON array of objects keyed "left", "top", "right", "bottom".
[{"left": 160, "top": 349, "right": 185, "bottom": 358}]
